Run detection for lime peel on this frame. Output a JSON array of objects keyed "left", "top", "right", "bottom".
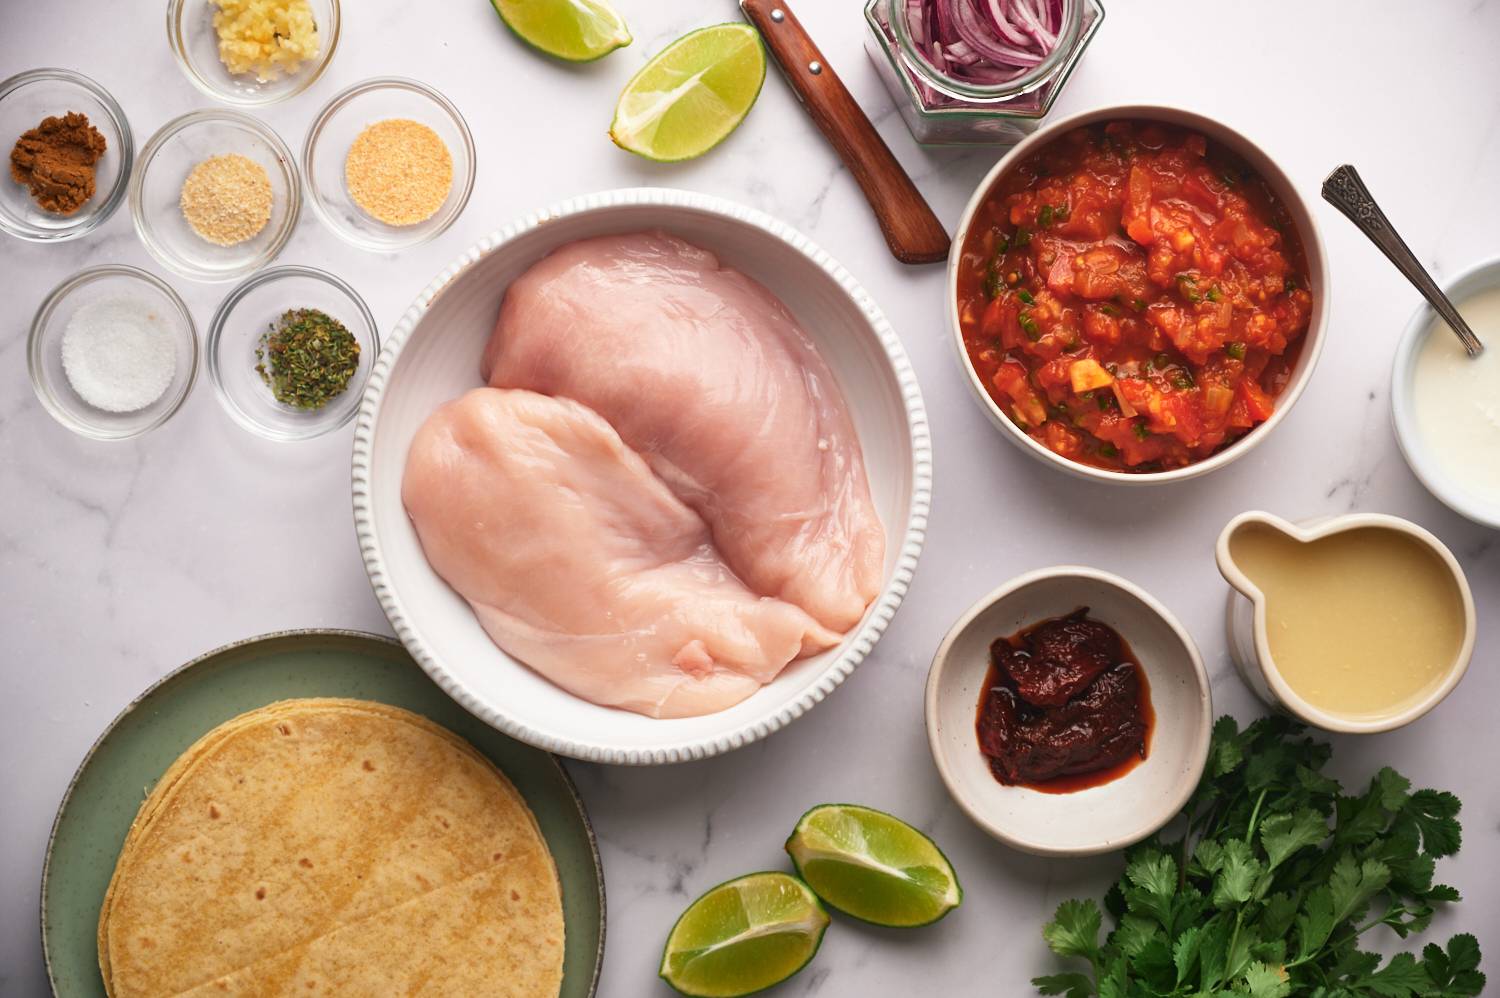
[
  {"left": 490, "top": 0, "right": 631, "bottom": 63},
  {"left": 785, "top": 803, "right": 963, "bottom": 928},
  {"left": 660, "top": 871, "right": 829, "bottom": 998},
  {"left": 609, "top": 23, "right": 767, "bottom": 163}
]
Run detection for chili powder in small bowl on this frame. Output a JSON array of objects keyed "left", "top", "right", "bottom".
[
  {"left": 207, "top": 265, "right": 378, "bottom": 440},
  {"left": 0, "top": 68, "right": 133, "bottom": 243}
]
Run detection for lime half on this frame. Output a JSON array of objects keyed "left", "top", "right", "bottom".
[
  {"left": 660, "top": 872, "right": 830, "bottom": 997},
  {"left": 785, "top": 804, "right": 962, "bottom": 928},
  {"left": 490, "top": 0, "right": 631, "bottom": 63},
  {"left": 609, "top": 23, "right": 766, "bottom": 162}
]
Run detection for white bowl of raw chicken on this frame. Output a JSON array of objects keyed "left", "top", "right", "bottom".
[{"left": 353, "top": 188, "right": 931, "bottom": 764}]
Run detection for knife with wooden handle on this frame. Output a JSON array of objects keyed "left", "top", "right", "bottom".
[{"left": 740, "top": 0, "right": 950, "bottom": 265}]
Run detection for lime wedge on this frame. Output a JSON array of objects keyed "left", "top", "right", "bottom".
[
  {"left": 609, "top": 23, "right": 767, "bottom": 162},
  {"left": 785, "top": 804, "right": 962, "bottom": 928},
  {"left": 660, "top": 872, "right": 829, "bottom": 997},
  {"left": 490, "top": 0, "right": 631, "bottom": 63}
]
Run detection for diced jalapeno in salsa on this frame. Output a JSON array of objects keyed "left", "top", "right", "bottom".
[{"left": 957, "top": 120, "right": 1313, "bottom": 472}]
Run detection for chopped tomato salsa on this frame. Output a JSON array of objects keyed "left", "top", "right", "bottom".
[{"left": 957, "top": 120, "right": 1313, "bottom": 472}]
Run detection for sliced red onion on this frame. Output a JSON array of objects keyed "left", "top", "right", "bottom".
[
  {"left": 1009, "top": 0, "right": 1057, "bottom": 48},
  {"left": 986, "top": 0, "right": 1032, "bottom": 47},
  {"left": 903, "top": 0, "right": 1065, "bottom": 84},
  {"left": 944, "top": 40, "right": 982, "bottom": 65},
  {"left": 951, "top": 0, "right": 1044, "bottom": 66}
]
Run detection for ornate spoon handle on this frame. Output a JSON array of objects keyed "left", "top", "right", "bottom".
[{"left": 1322, "top": 164, "right": 1483, "bottom": 357}]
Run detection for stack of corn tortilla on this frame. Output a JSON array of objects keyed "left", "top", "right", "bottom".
[{"left": 97, "top": 699, "right": 565, "bottom": 997}]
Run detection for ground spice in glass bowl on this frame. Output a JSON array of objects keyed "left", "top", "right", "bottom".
[
  {"left": 9, "top": 111, "right": 107, "bottom": 216},
  {"left": 0, "top": 68, "right": 133, "bottom": 242},
  {"left": 180, "top": 153, "right": 273, "bottom": 246},
  {"left": 207, "top": 265, "right": 378, "bottom": 440},
  {"left": 303, "top": 77, "right": 474, "bottom": 251},
  {"left": 130, "top": 110, "right": 299, "bottom": 282},
  {"left": 345, "top": 118, "right": 452, "bottom": 227}
]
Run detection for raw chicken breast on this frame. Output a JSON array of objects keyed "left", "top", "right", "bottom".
[
  {"left": 402, "top": 388, "right": 838, "bottom": 719},
  {"left": 482, "top": 231, "right": 885, "bottom": 632}
]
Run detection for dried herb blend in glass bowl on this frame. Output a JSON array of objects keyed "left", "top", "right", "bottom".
[{"left": 255, "top": 307, "right": 359, "bottom": 409}]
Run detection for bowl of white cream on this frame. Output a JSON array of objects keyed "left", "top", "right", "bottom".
[{"left": 1392, "top": 256, "right": 1500, "bottom": 528}]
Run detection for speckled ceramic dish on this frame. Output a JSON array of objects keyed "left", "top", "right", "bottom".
[
  {"left": 926, "top": 567, "right": 1211, "bottom": 856},
  {"left": 41, "top": 630, "right": 604, "bottom": 998},
  {"left": 353, "top": 187, "right": 932, "bottom": 765}
]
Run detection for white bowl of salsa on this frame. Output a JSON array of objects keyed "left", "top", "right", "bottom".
[{"left": 948, "top": 105, "right": 1330, "bottom": 484}]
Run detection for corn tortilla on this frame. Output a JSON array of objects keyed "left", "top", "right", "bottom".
[{"left": 98, "top": 699, "right": 564, "bottom": 997}]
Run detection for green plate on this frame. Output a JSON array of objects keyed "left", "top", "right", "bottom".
[{"left": 41, "top": 629, "right": 605, "bottom": 996}]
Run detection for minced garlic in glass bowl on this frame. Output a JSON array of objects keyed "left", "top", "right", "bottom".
[{"left": 211, "top": 0, "right": 321, "bottom": 82}]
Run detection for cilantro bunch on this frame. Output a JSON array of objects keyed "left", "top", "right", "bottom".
[{"left": 1035, "top": 715, "right": 1484, "bottom": 997}]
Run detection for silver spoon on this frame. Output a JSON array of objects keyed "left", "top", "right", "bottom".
[{"left": 1322, "top": 164, "right": 1484, "bottom": 358}]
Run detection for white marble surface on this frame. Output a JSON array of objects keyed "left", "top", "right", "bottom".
[{"left": 3, "top": 1, "right": 1499, "bottom": 993}]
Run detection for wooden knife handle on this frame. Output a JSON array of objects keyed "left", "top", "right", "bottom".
[{"left": 741, "top": 0, "right": 950, "bottom": 265}]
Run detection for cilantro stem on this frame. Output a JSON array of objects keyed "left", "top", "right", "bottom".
[
  {"left": 1178, "top": 803, "right": 1196, "bottom": 891},
  {"left": 1244, "top": 788, "right": 1268, "bottom": 842},
  {"left": 1225, "top": 910, "right": 1246, "bottom": 983}
]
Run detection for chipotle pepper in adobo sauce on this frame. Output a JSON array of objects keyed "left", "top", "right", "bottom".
[{"left": 976, "top": 608, "right": 1153, "bottom": 794}]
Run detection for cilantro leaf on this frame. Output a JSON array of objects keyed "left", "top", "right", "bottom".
[
  {"left": 1207, "top": 716, "right": 1244, "bottom": 777},
  {"left": 1259, "top": 809, "right": 1326, "bottom": 870},
  {"left": 1239, "top": 961, "right": 1290, "bottom": 998},
  {"left": 1172, "top": 925, "right": 1202, "bottom": 986},
  {"left": 1033, "top": 972, "right": 1094, "bottom": 998},
  {"left": 1360, "top": 951, "right": 1429, "bottom": 996},
  {"left": 1210, "top": 840, "right": 1261, "bottom": 909},
  {"left": 1405, "top": 789, "right": 1462, "bottom": 857},
  {"left": 1329, "top": 854, "right": 1391, "bottom": 926},
  {"left": 1043, "top": 898, "right": 1102, "bottom": 961}
]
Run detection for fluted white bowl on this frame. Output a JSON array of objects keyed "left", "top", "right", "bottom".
[{"left": 353, "top": 188, "right": 931, "bottom": 765}]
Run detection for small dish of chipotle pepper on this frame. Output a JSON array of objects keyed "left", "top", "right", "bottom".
[{"left": 925, "top": 566, "right": 1211, "bottom": 857}]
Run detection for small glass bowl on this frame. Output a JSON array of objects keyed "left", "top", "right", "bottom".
[
  {"left": 131, "top": 109, "right": 300, "bottom": 283},
  {"left": 207, "top": 265, "right": 378, "bottom": 440},
  {"left": 303, "top": 77, "right": 475, "bottom": 252},
  {"left": 0, "top": 68, "right": 133, "bottom": 242},
  {"left": 167, "top": 0, "right": 340, "bottom": 106},
  {"left": 29, "top": 265, "right": 198, "bottom": 440}
]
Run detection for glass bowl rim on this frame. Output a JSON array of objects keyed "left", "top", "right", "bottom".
[
  {"left": 0, "top": 67, "right": 135, "bottom": 243},
  {"left": 206, "top": 263, "right": 381, "bottom": 441},
  {"left": 129, "top": 108, "right": 302, "bottom": 283},
  {"left": 27, "top": 263, "right": 200, "bottom": 440},
  {"left": 301, "top": 75, "right": 477, "bottom": 252},
  {"left": 165, "top": 0, "right": 343, "bottom": 107}
]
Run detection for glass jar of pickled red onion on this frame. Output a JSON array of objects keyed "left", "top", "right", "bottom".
[{"left": 863, "top": 0, "right": 1104, "bottom": 145}]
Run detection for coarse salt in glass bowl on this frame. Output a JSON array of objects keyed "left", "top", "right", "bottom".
[
  {"left": 0, "top": 68, "right": 133, "bottom": 243},
  {"left": 130, "top": 109, "right": 300, "bottom": 283},
  {"left": 167, "top": 0, "right": 341, "bottom": 107},
  {"left": 29, "top": 265, "right": 198, "bottom": 440},
  {"left": 303, "top": 77, "right": 475, "bottom": 252},
  {"left": 207, "top": 265, "right": 378, "bottom": 440}
]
